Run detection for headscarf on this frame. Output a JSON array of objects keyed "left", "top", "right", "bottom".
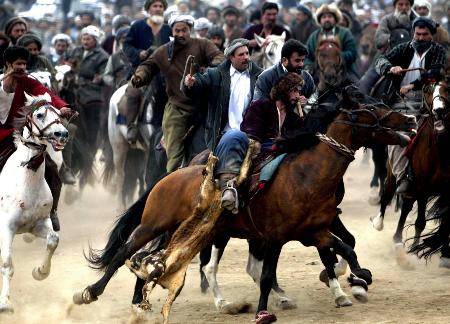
[
  {"left": 16, "top": 32, "right": 42, "bottom": 51},
  {"left": 51, "top": 33, "right": 72, "bottom": 46},
  {"left": 80, "top": 25, "right": 104, "bottom": 42}
]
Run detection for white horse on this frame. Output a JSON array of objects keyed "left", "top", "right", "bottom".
[
  {"left": 253, "top": 32, "right": 286, "bottom": 70},
  {"left": 0, "top": 92, "right": 69, "bottom": 312},
  {"left": 106, "top": 84, "right": 156, "bottom": 206}
]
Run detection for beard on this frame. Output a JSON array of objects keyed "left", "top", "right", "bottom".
[
  {"left": 150, "top": 15, "right": 164, "bottom": 25},
  {"left": 394, "top": 9, "right": 411, "bottom": 25},
  {"left": 322, "top": 21, "right": 334, "bottom": 31}
]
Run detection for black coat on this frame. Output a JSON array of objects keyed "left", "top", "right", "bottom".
[{"left": 183, "top": 60, "right": 263, "bottom": 150}]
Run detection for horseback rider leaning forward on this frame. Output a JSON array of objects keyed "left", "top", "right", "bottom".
[
  {"left": 212, "top": 72, "right": 305, "bottom": 212},
  {"left": 374, "top": 17, "right": 448, "bottom": 197},
  {"left": 0, "top": 46, "right": 73, "bottom": 231}
]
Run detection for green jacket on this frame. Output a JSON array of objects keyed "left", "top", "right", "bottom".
[{"left": 304, "top": 26, "right": 359, "bottom": 77}]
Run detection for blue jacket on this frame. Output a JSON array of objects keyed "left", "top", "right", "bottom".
[
  {"left": 123, "top": 19, "right": 172, "bottom": 68},
  {"left": 253, "top": 62, "right": 316, "bottom": 102}
]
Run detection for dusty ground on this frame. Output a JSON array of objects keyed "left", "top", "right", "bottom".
[{"left": 1, "top": 151, "right": 450, "bottom": 324}]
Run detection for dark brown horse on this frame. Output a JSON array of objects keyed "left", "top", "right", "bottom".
[
  {"left": 73, "top": 89, "right": 416, "bottom": 323},
  {"left": 371, "top": 79, "right": 450, "bottom": 268},
  {"left": 315, "top": 39, "right": 346, "bottom": 92}
]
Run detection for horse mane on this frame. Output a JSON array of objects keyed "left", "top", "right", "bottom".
[{"left": 316, "top": 38, "right": 341, "bottom": 52}]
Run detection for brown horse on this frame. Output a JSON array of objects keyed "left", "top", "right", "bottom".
[
  {"left": 315, "top": 39, "right": 346, "bottom": 92},
  {"left": 73, "top": 88, "right": 416, "bottom": 323},
  {"left": 371, "top": 79, "right": 450, "bottom": 268}
]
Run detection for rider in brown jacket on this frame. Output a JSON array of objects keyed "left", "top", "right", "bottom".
[{"left": 131, "top": 14, "right": 225, "bottom": 172}]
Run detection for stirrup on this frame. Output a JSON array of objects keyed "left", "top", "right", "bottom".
[{"left": 221, "top": 181, "right": 239, "bottom": 214}]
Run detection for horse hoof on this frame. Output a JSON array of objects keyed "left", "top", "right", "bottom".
[
  {"left": 73, "top": 288, "right": 97, "bottom": 305},
  {"left": 335, "top": 295, "right": 353, "bottom": 307},
  {"left": 394, "top": 244, "right": 416, "bottom": 270},
  {"left": 255, "top": 310, "right": 277, "bottom": 324},
  {"left": 351, "top": 286, "right": 368, "bottom": 303},
  {"left": 319, "top": 269, "right": 330, "bottom": 287},
  {"left": 370, "top": 213, "right": 384, "bottom": 231},
  {"left": 218, "top": 300, "right": 252, "bottom": 314},
  {"left": 274, "top": 297, "right": 297, "bottom": 310},
  {"left": 23, "top": 234, "right": 35, "bottom": 243},
  {"left": 439, "top": 257, "right": 450, "bottom": 269},
  {"left": 0, "top": 301, "right": 14, "bottom": 313},
  {"left": 32, "top": 267, "right": 49, "bottom": 280}
]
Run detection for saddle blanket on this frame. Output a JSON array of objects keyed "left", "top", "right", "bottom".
[{"left": 259, "top": 153, "right": 287, "bottom": 182}]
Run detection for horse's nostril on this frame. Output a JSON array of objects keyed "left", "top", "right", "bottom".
[{"left": 62, "top": 131, "right": 69, "bottom": 138}]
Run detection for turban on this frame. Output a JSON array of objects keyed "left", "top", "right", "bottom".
[
  {"left": 51, "top": 33, "right": 72, "bottom": 46},
  {"left": 4, "top": 17, "right": 27, "bottom": 36},
  {"left": 168, "top": 14, "right": 195, "bottom": 28},
  {"left": 80, "top": 25, "right": 104, "bottom": 42},
  {"left": 194, "top": 17, "right": 212, "bottom": 31},
  {"left": 412, "top": 16, "right": 438, "bottom": 34},
  {"left": 224, "top": 38, "right": 249, "bottom": 58}
]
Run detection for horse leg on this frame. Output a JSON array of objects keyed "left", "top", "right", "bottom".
[
  {"left": 371, "top": 166, "right": 396, "bottom": 231},
  {"left": 412, "top": 197, "right": 427, "bottom": 249},
  {"left": 317, "top": 245, "right": 353, "bottom": 307},
  {"left": 30, "top": 219, "right": 59, "bottom": 280},
  {"left": 247, "top": 239, "right": 296, "bottom": 310},
  {"left": 0, "top": 229, "right": 14, "bottom": 312},
  {"left": 199, "top": 242, "right": 212, "bottom": 293},
  {"left": 74, "top": 223, "right": 168, "bottom": 304},
  {"left": 439, "top": 215, "right": 450, "bottom": 269},
  {"left": 255, "top": 242, "right": 281, "bottom": 323},
  {"left": 393, "top": 198, "right": 416, "bottom": 270}
]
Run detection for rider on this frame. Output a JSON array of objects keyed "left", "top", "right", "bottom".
[
  {"left": 304, "top": 3, "right": 359, "bottom": 82},
  {"left": 375, "top": 0, "right": 416, "bottom": 54},
  {"left": 121, "top": 0, "right": 172, "bottom": 143},
  {"left": 182, "top": 38, "right": 262, "bottom": 155},
  {"left": 374, "top": 17, "right": 447, "bottom": 196},
  {"left": 243, "top": 2, "right": 291, "bottom": 53},
  {"left": 131, "top": 14, "right": 225, "bottom": 173},
  {"left": 0, "top": 46, "right": 73, "bottom": 230},
  {"left": 253, "top": 39, "right": 315, "bottom": 103},
  {"left": 212, "top": 73, "right": 305, "bottom": 212}
]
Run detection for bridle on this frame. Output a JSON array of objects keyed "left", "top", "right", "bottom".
[
  {"left": 423, "top": 82, "right": 450, "bottom": 118},
  {"left": 317, "top": 104, "right": 398, "bottom": 160},
  {"left": 24, "top": 100, "right": 65, "bottom": 140}
]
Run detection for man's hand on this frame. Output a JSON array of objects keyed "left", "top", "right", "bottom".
[
  {"left": 299, "top": 95, "right": 307, "bottom": 105},
  {"left": 131, "top": 75, "right": 144, "bottom": 88},
  {"left": 400, "top": 84, "right": 414, "bottom": 95},
  {"left": 389, "top": 66, "right": 403, "bottom": 75},
  {"left": 59, "top": 106, "right": 72, "bottom": 117},
  {"left": 139, "top": 50, "right": 149, "bottom": 61},
  {"left": 184, "top": 74, "right": 195, "bottom": 88}
]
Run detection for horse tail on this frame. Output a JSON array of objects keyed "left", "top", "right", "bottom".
[
  {"left": 409, "top": 195, "right": 450, "bottom": 259},
  {"left": 86, "top": 173, "right": 167, "bottom": 271}
]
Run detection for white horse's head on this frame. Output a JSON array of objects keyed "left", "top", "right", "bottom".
[
  {"left": 254, "top": 32, "right": 286, "bottom": 69},
  {"left": 30, "top": 71, "right": 53, "bottom": 89},
  {"left": 22, "top": 92, "right": 69, "bottom": 151}
]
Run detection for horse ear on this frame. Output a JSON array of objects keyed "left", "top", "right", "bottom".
[
  {"left": 24, "top": 92, "right": 34, "bottom": 105},
  {"left": 280, "top": 32, "right": 286, "bottom": 40},
  {"left": 43, "top": 92, "right": 51, "bottom": 103},
  {"left": 254, "top": 33, "right": 265, "bottom": 47}
]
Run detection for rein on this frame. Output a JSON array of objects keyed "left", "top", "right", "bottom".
[
  {"left": 316, "top": 132, "right": 355, "bottom": 160},
  {"left": 24, "top": 101, "right": 64, "bottom": 139}
]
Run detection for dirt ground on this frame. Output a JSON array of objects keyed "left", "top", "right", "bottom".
[{"left": 1, "top": 151, "right": 450, "bottom": 324}]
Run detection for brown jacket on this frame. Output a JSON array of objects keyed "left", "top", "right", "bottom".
[{"left": 134, "top": 38, "right": 225, "bottom": 110}]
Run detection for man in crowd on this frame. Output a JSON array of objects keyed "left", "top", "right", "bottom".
[
  {"left": 4, "top": 17, "right": 27, "bottom": 45},
  {"left": 131, "top": 14, "right": 225, "bottom": 172},
  {"left": 375, "top": 0, "right": 416, "bottom": 53},
  {"left": 222, "top": 6, "right": 243, "bottom": 48},
  {"left": 291, "top": 4, "right": 318, "bottom": 44},
  {"left": 122, "top": 0, "right": 172, "bottom": 143},
  {"left": 244, "top": 2, "right": 290, "bottom": 53},
  {"left": 207, "top": 26, "right": 226, "bottom": 52},
  {"left": 0, "top": 46, "right": 73, "bottom": 230},
  {"left": 254, "top": 39, "right": 315, "bottom": 103},
  {"left": 413, "top": 0, "right": 432, "bottom": 18},
  {"left": 304, "top": 4, "right": 359, "bottom": 81},
  {"left": 48, "top": 34, "right": 72, "bottom": 66},
  {"left": 374, "top": 17, "right": 447, "bottom": 196}
]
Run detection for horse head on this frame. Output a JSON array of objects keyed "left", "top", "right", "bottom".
[
  {"left": 254, "top": 32, "right": 286, "bottom": 69},
  {"left": 21, "top": 92, "right": 69, "bottom": 151},
  {"left": 30, "top": 71, "right": 52, "bottom": 89},
  {"left": 316, "top": 38, "right": 345, "bottom": 89},
  {"left": 334, "top": 85, "right": 418, "bottom": 149},
  {"left": 423, "top": 78, "right": 450, "bottom": 131}
]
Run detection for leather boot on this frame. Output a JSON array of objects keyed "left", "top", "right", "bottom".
[
  {"left": 219, "top": 173, "right": 239, "bottom": 214},
  {"left": 50, "top": 210, "right": 60, "bottom": 232}
]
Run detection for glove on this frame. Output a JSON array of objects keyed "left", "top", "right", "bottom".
[{"left": 131, "top": 75, "right": 144, "bottom": 88}]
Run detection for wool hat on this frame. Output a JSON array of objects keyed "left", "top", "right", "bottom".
[
  {"left": 16, "top": 32, "right": 42, "bottom": 51},
  {"left": 224, "top": 38, "right": 249, "bottom": 58},
  {"left": 412, "top": 16, "right": 438, "bottom": 34},
  {"left": 316, "top": 4, "right": 342, "bottom": 24},
  {"left": 296, "top": 4, "right": 312, "bottom": 19},
  {"left": 4, "top": 17, "right": 28, "bottom": 36}
]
